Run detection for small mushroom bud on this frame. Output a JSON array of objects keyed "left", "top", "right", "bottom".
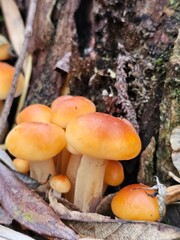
[
  {"left": 50, "top": 174, "right": 71, "bottom": 198},
  {"left": 13, "top": 158, "right": 30, "bottom": 174}
]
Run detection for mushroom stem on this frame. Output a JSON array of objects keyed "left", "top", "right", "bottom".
[
  {"left": 30, "top": 159, "right": 56, "bottom": 191},
  {"left": 59, "top": 148, "right": 71, "bottom": 174},
  {"left": 65, "top": 154, "right": 81, "bottom": 202},
  {"left": 165, "top": 184, "right": 180, "bottom": 205},
  {"left": 74, "top": 155, "right": 107, "bottom": 212}
]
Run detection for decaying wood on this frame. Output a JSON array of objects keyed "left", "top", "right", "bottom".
[
  {"left": 25, "top": 0, "right": 79, "bottom": 106},
  {"left": 24, "top": 0, "right": 180, "bottom": 184}
]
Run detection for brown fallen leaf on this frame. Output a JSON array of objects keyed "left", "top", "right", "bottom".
[
  {"left": 70, "top": 220, "right": 180, "bottom": 240},
  {"left": 49, "top": 190, "right": 113, "bottom": 222},
  {"left": 96, "top": 193, "right": 115, "bottom": 218},
  {"left": 0, "top": 162, "right": 78, "bottom": 240}
]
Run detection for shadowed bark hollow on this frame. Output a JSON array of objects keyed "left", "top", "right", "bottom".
[{"left": 25, "top": 0, "right": 180, "bottom": 185}]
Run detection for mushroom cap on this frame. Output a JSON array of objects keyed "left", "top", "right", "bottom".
[
  {"left": 0, "top": 43, "right": 12, "bottom": 60},
  {"left": 66, "top": 112, "right": 141, "bottom": 160},
  {"left": 111, "top": 183, "right": 160, "bottom": 221},
  {"left": 50, "top": 174, "right": 71, "bottom": 193},
  {"left": 13, "top": 158, "right": 30, "bottom": 173},
  {"left": 51, "top": 95, "right": 96, "bottom": 128},
  {"left": 6, "top": 122, "right": 66, "bottom": 161},
  {"left": 0, "top": 62, "right": 24, "bottom": 100},
  {"left": 16, "top": 104, "right": 52, "bottom": 124},
  {"left": 104, "top": 160, "right": 124, "bottom": 186}
]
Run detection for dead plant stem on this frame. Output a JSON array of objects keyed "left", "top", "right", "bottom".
[{"left": 0, "top": 0, "right": 37, "bottom": 142}]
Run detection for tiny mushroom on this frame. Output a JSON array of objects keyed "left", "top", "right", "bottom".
[
  {"left": 66, "top": 112, "right": 142, "bottom": 212},
  {"left": 5, "top": 122, "right": 66, "bottom": 190},
  {"left": 50, "top": 174, "right": 71, "bottom": 198},
  {"left": 0, "top": 35, "right": 14, "bottom": 60},
  {"left": 13, "top": 158, "right": 30, "bottom": 174},
  {"left": 104, "top": 160, "right": 124, "bottom": 186},
  {"left": 0, "top": 62, "right": 24, "bottom": 100},
  {"left": 111, "top": 183, "right": 160, "bottom": 221}
]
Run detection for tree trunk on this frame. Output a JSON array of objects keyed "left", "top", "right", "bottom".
[{"left": 24, "top": 0, "right": 180, "bottom": 185}]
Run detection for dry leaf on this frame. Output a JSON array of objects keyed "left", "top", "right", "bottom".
[
  {"left": 0, "top": 224, "right": 35, "bottom": 240},
  {"left": 70, "top": 221, "right": 180, "bottom": 240},
  {"left": 0, "top": 149, "right": 41, "bottom": 189},
  {"left": 0, "top": 148, "right": 15, "bottom": 170},
  {"left": 0, "top": 162, "right": 78, "bottom": 240},
  {"left": 96, "top": 193, "right": 115, "bottom": 218},
  {"left": 0, "top": 0, "right": 25, "bottom": 55},
  {"left": 0, "top": 205, "right": 13, "bottom": 224},
  {"left": 49, "top": 190, "right": 112, "bottom": 222}
]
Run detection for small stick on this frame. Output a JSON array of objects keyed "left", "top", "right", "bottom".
[
  {"left": 168, "top": 171, "right": 180, "bottom": 183},
  {"left": 0, "top": 0, "right": 37, "bottom": 142}
]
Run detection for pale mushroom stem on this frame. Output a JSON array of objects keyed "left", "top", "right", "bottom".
[
  {"left": 65, "top": 154, "right": 82, "bottom": 202},
  {"left": 30, "top": 158, "right": 56, "bottom": 192},
  {"left": 54, "top": 148, "right": 71, "bottom": 174},
  {"left": 59, "top": 148, "right": 71, "bottom": 174},
  {"left": 74, "top": 155, "right": 107, "bottom": 212}
]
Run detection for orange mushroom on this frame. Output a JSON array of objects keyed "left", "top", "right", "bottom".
[
  {"left": 0, "top": 62, "right": 24, "bottom": 100},
  {"left": 5, "top": 122, "right": 66, "bottom": 190},
  {"left": 13, "top": 158, "right": 30, "bottom": 174},
  {"left": 66, "top": 112, "right": 141, "bottom": 212},
  {"left": 50, "top": 174, "right": 71, "bottom": 198},
  {"left": 104, "top": 160, "right": 124, "bottom": 186},
  {"left": 111, "top": 183, "right": 160, "bottom": 221},
  {"left": 0, "top": 35, "right": 14, "bottom": 60},
  {"left": 16, "top": 104, "right": 52, "bottom": 124},
  {"left": 51, "top": 95, "right": 96, "bottom": 129},
  {"left": 50, "top": 95, "right": 96, "bottom": 201}
]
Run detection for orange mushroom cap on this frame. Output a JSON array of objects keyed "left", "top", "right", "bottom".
[
  {"left": 111, "top": 183, "right": 160, "bottom": 221},
  {"left": 0, "top": 62, "right": 24, "bottom": 100},
  {"left": 13, "top": 158, "right": 30, "bottom": 174},
  {"left": 50, "top": 174, "right": 71, "bottom": 193},
  {"left": 66, "top": 112, "right": 141, "bottom": 160},
  {"left": 0, "top": 43, "right": 12, "bottom": 60},
  {"left": 16, "top": 104, "right": 52, "bottom": 124},
  {"left": 51, "top": 95, "right": 96, "bottom": 128},
  {"left": 104, "top": 160, "right": 124, "bottom": 186},
  {"left": 5, "top": 122, "right": 66, "bottom": 161}
]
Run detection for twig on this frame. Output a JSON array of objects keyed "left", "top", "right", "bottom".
[
  {"left": 168, "top": 171, "right": 180, "bottom": 183},
  {"left": 0, "top": 0, "right": 37, "bottom": 142}
]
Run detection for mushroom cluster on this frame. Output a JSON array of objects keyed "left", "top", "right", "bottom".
[
  {"left": 65, "top": 112, "right": 141, "bottom": 212},
  {"left": 5, "top": 95, "right": 142, "bottom": 213}
]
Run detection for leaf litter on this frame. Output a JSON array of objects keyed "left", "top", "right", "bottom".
[{"left": 0, "top": 162, "right": 78, "bottom": 240}]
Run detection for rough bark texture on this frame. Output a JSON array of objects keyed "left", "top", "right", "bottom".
[{"left": 24, "top": 0, "right": 180, "bottom": 185}]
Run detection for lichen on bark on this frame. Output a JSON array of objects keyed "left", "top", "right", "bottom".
[{"left": 156, "top": 29, "right": 180, "bottom": 183}]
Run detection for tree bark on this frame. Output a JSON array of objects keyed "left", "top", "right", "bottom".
[{"left": 24, "top": 0, "right": 180, "bottom": 185}]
